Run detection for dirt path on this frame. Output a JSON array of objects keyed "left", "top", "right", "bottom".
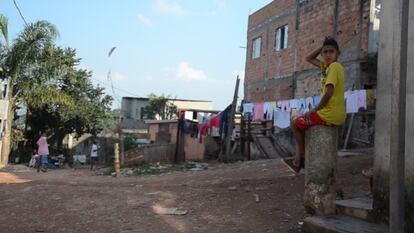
[{"left": 0, "top": 156, "right": 371, "bottom": 233}]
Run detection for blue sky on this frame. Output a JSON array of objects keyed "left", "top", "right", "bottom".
[{"left": 1, "top": 0, "right": 271, "bottom": 110}]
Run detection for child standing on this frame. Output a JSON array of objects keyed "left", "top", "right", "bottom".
[
  {"left": 284, "top": 37, "right": 346, "bottom": 173},
  {"left": 90, "top": 141, "right": 99, "bottom": 170},
  {"left": 37, "top": 131, "right": 53, "bottom": 172}
]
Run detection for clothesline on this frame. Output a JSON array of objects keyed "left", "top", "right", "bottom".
[
  {"left": 181, "top": 105, "right": 232, "bottom": 143},
  {"left": 242, "top": 89, "right": 376, "bottom": 129}
]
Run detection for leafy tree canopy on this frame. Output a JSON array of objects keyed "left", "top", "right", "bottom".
[{"left": 144, "top": 93, "right": 177, "bottom": 120}]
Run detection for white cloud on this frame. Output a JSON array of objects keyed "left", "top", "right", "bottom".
[
  {"left": 137, "top": 14, "right": 154, "bottom": 26},
  {"left": 153, "top": 0, "right": 186, "bottom": 16},
  {"left": 176, "top": 62, "right": 208, "bottom": 81}
]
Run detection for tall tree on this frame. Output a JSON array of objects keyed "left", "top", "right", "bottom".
[
  {"left": 21, "top": 46, "right": 112, "bottom": 150},
  {"left": 0, "top": 16, "right": 71, "bottom": 164},
  {"left": 0, "top": 16, "right": 112, "bottom": 163}
]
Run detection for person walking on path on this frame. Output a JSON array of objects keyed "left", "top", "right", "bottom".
[
  {"left": 37, "top": 131, "right": 53, "bottom": 172},
  {"left": 90, "top": 141, "right": 99, "bottom": 170}
]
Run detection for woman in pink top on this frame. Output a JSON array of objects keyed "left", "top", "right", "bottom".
[{"left": 37, "top": 131, "right": 53, "bottom": 172}]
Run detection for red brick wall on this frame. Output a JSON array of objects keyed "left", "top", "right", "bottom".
[
  {"left": 248, "top": 0, "right": 296, "bottom": 29},
  {"left": 245, "top": 0, "right": 373, "bottom": 102},
  {"left": 296, "top": 0, "right": 336, "bottom": 71}
]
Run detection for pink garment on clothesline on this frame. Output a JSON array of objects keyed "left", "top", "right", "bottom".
[{"left": 253, "top": 102, "right": 264, "bottom": 121}]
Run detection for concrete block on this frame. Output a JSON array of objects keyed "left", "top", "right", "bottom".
[
  {"left": 304, "top": 125, "right": 338, "bottom": 215},
  {"left": 303, "top": 215, "right": 388, "bottom": 233},
  {"left": 336, "top": 197, "right": 374, "bottom": 222}
]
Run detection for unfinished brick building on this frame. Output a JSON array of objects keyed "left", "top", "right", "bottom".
[{"left": 244, "top": 0, "right": 381, "bottom": 102}]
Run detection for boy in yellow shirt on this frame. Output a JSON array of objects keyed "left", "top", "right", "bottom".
[{"left": 284, "top": 37, "right": 346, "bottom": 173}]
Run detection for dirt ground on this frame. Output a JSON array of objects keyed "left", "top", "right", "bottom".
[{"left": 0, "top": 155, "right": 371, "bottom": 233}]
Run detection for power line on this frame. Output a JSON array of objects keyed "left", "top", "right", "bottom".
[
  {"left": 12, "top": 0, "right": 28, "bottom": 26},
  {"left": 89, "top": 76, "right": 141, "bottom": 98},
  {"left": 107, "top": 70, "right": 122, "bottom": 105}
]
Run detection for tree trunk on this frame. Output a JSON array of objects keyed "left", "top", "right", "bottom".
[
  {"left": 56, "top": 132, "right": 64, "bottom": 151},
  {"left": 1, "top": 97, "right": 14, "bottom": 165}
]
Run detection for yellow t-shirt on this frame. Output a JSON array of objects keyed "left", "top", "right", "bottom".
[{"left": 317, "top": 61, "right": 346, "bottom": 125}]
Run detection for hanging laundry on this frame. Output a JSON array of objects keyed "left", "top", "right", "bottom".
[
  {"left": 220, "top": 105, "right": 231, "bottom": 138},
  {"left": 198, "top": 124, "right": 208, "bottom": 143},
  {"left": 263, "top": 102, "right": 276, "bottom": 120},
  {"left": 270, "top": 101, "right": 277, "bottom": 110},
  {"left": 357, "top": 89, "right": 367, "bottom": 111},
  {"left": 313, "top": 96, "right": 321, "bottom": 106},
  {"left": 277, "top": 101, "right": 282, "bottom": 108},
  {"left": 197, "top": 113, "right": 208, "bottom": 124},
  {"left": 345, "top": 90, "right": 359, "bottom": 113},
  {"left": 264, "top": 102, "right": 274, "bottom": 120},
  {"left": 211, "top": 127, "right": 220, "bottom": 137},
  {"left": 297, "top": 98, "right": 307, "bottom": 114},
  {"left": 289, "top": 99, "right": 299, "bottom": 109},
  {"left": 280, "top": 100, "right": 291, "bottom": 112},
  {"left": 274, "top": 109, "right": 291, "bottom": 129},
  {"left": 253, "top": 102, "right": 264, "bottom": 121},
  {"left": 184, "top": 121, "right": 191, "bottom": 134},
  {"left": 243, "top": 103, "right": 254, "bottom": 114},
  {"left": 192, "top": 124, "right": 199, "bottom": 138},
  {"left": 306, "top": 97, "right": 314, "bottom": 111},
  {"left": 209, "top": 114, "right": 221, "bottom": 128}
]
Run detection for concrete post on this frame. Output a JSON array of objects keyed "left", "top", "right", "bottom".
[
  {"left": 114, "top": 143, "right": 120, "bottom": 177},
  {"left": 374, "top": 0, "right": 414, "bottom": 231},
  {"left": 304, "top": 125, "right": 338, "bottom": 215}
]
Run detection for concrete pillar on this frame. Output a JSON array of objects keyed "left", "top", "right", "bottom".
[
  {"left": 374, "top": 0, "right": 414, "bottom": 231},
  {"left": 406, "top": 1, "right": 414, "bottom": 231},
  {"left": 304, "top": 125, "right": 338, "bottom": 215}
]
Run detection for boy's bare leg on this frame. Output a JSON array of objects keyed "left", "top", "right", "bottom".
[{"left": 291, "top": 122, "right": 304, "bottom": 166}]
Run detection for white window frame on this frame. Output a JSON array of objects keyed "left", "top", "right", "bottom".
[
  {"left": 252, "top": 37, "right": 262, "bottom": 59},
  {"left": 276, "top": 25, "right": 289, "bottom": 51}
]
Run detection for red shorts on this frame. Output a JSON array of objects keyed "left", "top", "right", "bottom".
[{"left": 294, "top": 112, "right": 327, "bottom": 131}]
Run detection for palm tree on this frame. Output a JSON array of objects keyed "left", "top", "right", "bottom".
[{"left": 0, "top": 15, "right": 72, "bottom": 165}]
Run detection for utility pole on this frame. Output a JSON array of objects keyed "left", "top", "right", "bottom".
[{"left": 223, "top": 76, "right": 240, "bottom": 161}]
